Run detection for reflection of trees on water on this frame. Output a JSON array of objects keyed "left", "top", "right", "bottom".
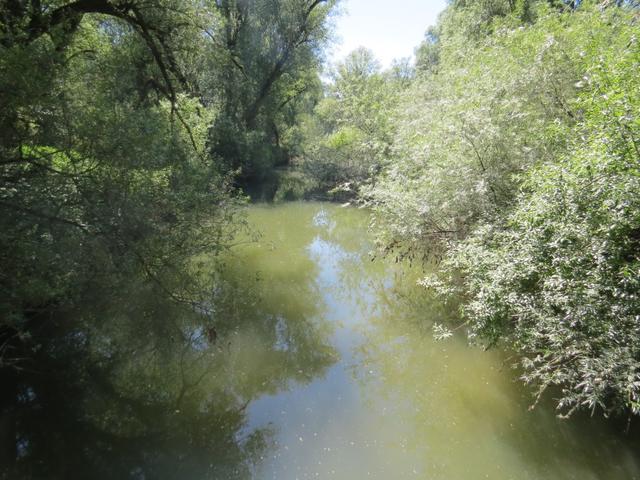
[
  {"left": 0, "top": 227, "right": 337, "bottom": 480},
  {"left": 210, "top": 207, "right": 338, "bottom": 394},
  {"left": 308, "top": 205, "right": 417, "bottom": 327},
  {"left": 351, "top": 278, "right": 640, "bottom": 480}
]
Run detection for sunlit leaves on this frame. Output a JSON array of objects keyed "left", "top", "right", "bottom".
[
  {"left": 364, "top": 1, "right": 640, "bottom": 417},
  {"left": 446, "top": 7, "right": 640, "bottom": 416}
]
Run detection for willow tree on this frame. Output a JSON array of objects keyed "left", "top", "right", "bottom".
[
  {"left": 295, "top": 47, "right": 405, "bottom": 199},
  {"left": 363, "top": 0, "right": 640, "bottom": 417}
]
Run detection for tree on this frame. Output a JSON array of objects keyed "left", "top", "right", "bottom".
[
  {"left": 363, "top": 0, "right": 640, "bottom": 417},
  {"left": 206, "top": 0, "right": 338, "bottom": 197},
  {"left": 0, "top": 0, "right": 204, "bottom": 107},
  {"left": 364, "top": 1, "right": 584, "bottom": 257},
  {"left": 297, "top": 47, "right": 402, "bottom": 199},
  {"left": 442, "top": 8, "right": 640, "bottom": 416},
  {"left": 415, "top": 26, "right": 441, "bottom": 74}
]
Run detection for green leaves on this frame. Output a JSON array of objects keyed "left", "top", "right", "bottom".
[
  {"left": 0, "top": 3, "right": 243, "bottom": 347},
  {"left": 297, "top": 47, "right": 401, "bottom": 198},
  {"left": 363, "top": 1, "right": 640, "bottom": 417},
  {"left": 445, "top": 7, "right": 640, "bottom": 416}
]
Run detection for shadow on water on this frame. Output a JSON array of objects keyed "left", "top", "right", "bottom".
[{"left": 0, "top": 205, "right": 338, "bottom": 479}]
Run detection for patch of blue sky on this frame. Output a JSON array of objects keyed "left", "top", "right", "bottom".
[{"left": 329, "top": 0, "right": 447, "bottom": 69}]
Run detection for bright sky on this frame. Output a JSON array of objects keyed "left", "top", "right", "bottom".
[{"left": 330, "top": 0, "right": 448, "bottom": 69}]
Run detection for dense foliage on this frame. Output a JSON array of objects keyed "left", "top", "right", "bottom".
[
  {"left": 2, "top": 5, "right": 222, "bottom": 358},
  {"left": 207, "top": 0, "right": 337, "bottom": 198},
  {"left": 325, "top": 0, "right": 640, "bottom": 418},
  {"left": 0, "top": 0, "right": 337, "bottom": 374},
  {"left": 447, "top": 15, "right": 640, "bottom": 416},
  {"left": 294, "top": 48, "right": 405, "bottom": 199},
  {"left": 0, "top": 1, "right": 338, "bottom": 475},
  {"left": 364, "top": 3, "right": 590, "bottom": 254}
]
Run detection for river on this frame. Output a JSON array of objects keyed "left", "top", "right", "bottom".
[{"left": 2, "top": 202, "right": 640, "bottom": 479}]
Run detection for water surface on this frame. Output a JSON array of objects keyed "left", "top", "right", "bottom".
[
  {"left": 2, "top": 202, "right": 639, "bottom": 479},
  {"left": 228, "top": 203, "right": 640, "bottom": 480}
]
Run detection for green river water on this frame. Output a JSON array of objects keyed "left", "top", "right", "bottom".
[{"left": 3, "top": 202, "right": 640, "bottom": 479}]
